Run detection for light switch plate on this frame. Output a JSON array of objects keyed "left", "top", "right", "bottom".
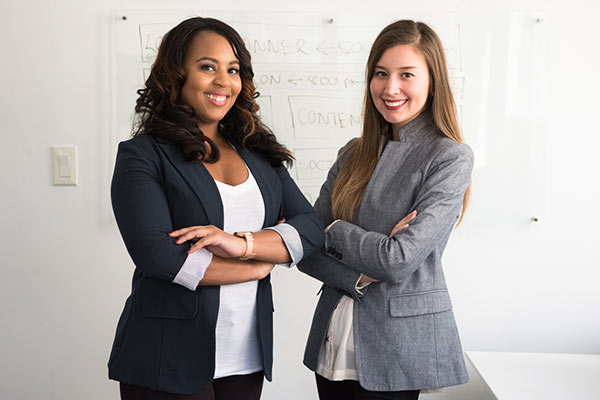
[{"left": 52, "top": 146, "right": 77, "bottom": 186}]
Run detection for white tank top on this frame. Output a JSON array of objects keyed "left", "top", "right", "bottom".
[{"left": 213, "top": 167, "right": 266, "bottom": 379}]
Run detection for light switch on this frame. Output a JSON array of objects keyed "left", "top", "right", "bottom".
[
  {"left": 58, "top": 155, "right": 70, "bottom": 177},
  {"left": 52, "top": 146, "right": 77, "bottom": 186}
]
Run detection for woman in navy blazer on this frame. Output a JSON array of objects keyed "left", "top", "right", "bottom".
[{"left": 108, "top": 17, "right": 324, "bottom": 399}]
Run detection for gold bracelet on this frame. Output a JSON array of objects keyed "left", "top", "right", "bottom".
[{"left": 234, "top": 231, "right": 256, "bottom": 260}]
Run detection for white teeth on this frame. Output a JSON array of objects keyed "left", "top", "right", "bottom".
[
  {"left": 205, "top": 94, "right": 227, "bottom": 102},
  {"left": 384, "top": 99, "right": 407, "bottom": 107}
]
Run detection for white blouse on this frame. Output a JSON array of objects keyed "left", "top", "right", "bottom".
[
  {"left": 213, "top": 168, "right": 265, "bottom": 379},
  {"left": 315, "top": 275, "right": 370, "bottom": 381}
]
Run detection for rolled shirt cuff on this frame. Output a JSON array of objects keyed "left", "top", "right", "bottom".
[
  {"left": 264, "top": 222, "right": 303, "bottom": 267},
  {"left": 172, "top": 248, "right": 213, "bottom": 290},
  {"left": 324, "top": 219, "right": 341, "bottom": 232}
]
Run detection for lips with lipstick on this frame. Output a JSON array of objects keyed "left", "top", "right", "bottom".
[
  {"left": 383, "top": 99, "right": 408, "bottom": 110},
  {"left": 205, "top": 93, "right": 229, "bottom": 106}
]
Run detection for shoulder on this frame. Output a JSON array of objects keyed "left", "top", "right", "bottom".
[
  {"left": 338, "top": 137, "right": 359, "bottom": 157},
  {"left": 436, "top": 137, "right": 473, "bottom": 160},
  {"left": 421, "top": 136, "right": 474, "bottom": 184},
  {"left": 334, "top": 137, "right": 360, "bottom": 167},
  {"left": 114, "top": 134, "right": 165, "bottom": 173},
  {"left": 116, "top": 134, "right": 161, "bottom": 161},
  {"left": 118, "top": 134, "right": 159, "bottom": 153},
  {"left": 424, "top": 133, "right": 474, "bottom": 167}
]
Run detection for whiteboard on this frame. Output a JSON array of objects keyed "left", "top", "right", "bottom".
[{"left": 110, "top": 10, "right": 545, "bottom": 229}]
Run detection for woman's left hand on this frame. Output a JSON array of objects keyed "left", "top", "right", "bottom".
[
  {"left": 169, "top": 225, "right": 246, "bottom": 258},
  {"left": 389, "top": 210, "right": 417, "bottom": 237}
]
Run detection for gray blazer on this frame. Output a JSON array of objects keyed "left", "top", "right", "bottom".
[{"left": 298, "top": 113, "right": 473, "bottom": 391}]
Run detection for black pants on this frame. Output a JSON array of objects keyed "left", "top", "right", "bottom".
[
  {"left": 120, "top": 371, "right": 264, "bottom": 400},
  {"left": 316, "top": 373, "right": 420, "bottom": 400}
]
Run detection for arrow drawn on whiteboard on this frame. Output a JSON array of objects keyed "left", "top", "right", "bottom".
[
  {"left": 288, "top": 75, "right": 303, "bottom": 86},
  {"left": 316, "top": 40, "right": 335, "bottom": 55}
]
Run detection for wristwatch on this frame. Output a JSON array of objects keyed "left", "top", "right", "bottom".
[{"left": 234, "top": 231, "right": 257, "bottom": 260}]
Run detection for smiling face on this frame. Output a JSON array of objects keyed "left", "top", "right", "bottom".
[
  {"left": 369, "top": 44, "right": 430, "bottom": 134},
  {"left": 180, "top": 31, "right": 242, "bottom": 136}
]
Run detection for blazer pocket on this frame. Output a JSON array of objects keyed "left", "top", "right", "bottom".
[
  {"left": 141, "top": 278, "right": 198, "bottom": 319},
  {"left": 389, "top": 289, "right": 452, "bottom": 317}
]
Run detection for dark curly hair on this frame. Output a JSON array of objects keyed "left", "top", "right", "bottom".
[{"left": 133, "top": 17, "right": 293, "bottom": 167}]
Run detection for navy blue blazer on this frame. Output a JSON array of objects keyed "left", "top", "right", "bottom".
[{"left": 108, "top": 134, "right": 324, "bottom": 394}]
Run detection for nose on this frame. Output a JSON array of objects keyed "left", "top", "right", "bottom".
[
  {"left": 383, "top": 75, "right": 400, "bottom": 97},
  {"left": 213, "top": 68, "right": 229, "bottom": 87}
]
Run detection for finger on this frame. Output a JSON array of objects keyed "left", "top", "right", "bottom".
[
  {"left": 397, "top": 210, "right": 417, "bottom": 225},
  {"left": 187, "top": 233, "right": 230, "bottom": 254},
  {"left": 187, "top": 237, "right": 213, "bottom": 253},
  {"left": 188, "top": 229, "right": 232, "bottom": 251},
  {"left": 175, "top": 228, "right": 209, "bottom": 244},
  {"left": 277, "top": 218, "right": 286, "bottom": 225},
  {"left": 389, "top": 223, "right": 409, "bottom": 237},
  {"left": 169, "top": 226, "right": 201, "bottom": 237}
]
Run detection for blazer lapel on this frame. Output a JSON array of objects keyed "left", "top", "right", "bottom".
[{"left": 156, "top": 139, "right": 224, "bottom": 228}]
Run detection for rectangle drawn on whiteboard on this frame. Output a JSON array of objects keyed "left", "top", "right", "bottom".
[
  {"left": 253, "top": 70, "right": 365, "bottom": 90},
  {"left": 288, "top": 96, "right": 362, "bottom": 139},
  {"left": 293, "top": 147, "right": 338, "bottom": 182},
  {"left": 233, "top": 22, "right": 377, "bottom": 65},
  {"left": 139, "top": 23, "right": 173, "bottom": 62}
]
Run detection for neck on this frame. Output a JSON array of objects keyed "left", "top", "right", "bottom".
[{"left": 198, "top": 124, "right": 219, "bottom": 141}]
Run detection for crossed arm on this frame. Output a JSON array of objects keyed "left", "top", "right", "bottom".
[
  {"left": 169, "top": 223, "right": 291, "bottom": 287},
  {"left": 298, "top": 141, "right": 473, "bottom": 293},
  {"left": 111, "top": 139, "right": 323, "bottom": 289}
]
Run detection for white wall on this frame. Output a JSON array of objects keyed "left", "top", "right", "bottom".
[{"left": 1, "top": 0, "right": 599, "bottom": 399}]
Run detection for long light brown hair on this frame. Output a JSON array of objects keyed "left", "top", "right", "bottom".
[{"left": 331, "top": 20, "right": 471, "bottom": 223}]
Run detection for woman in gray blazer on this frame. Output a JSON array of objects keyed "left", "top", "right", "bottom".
[{"left": 298, "top": 20, "right": 473, "bottom": 400}]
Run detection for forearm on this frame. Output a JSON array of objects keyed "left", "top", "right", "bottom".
[
  {"left": 250, "top": 229, "right": 292, "bottom": 264},
  {"left": 297, "top": 249, "right": 365, "bottom": 299},
  {"left": 324, "top": 219, "right": 429, "bottom": 283},
  {"left": 199, "top": 256, "right": 272, "bottom": 286}
]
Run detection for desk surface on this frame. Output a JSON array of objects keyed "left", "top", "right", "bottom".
[{"left": 466, "top": 351, "right": 600, "bottom": 400}]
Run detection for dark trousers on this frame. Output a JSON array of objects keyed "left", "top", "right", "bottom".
[
  {"left": 316, "top": 373, "right": 420, "bottom": 400},
  {"left": 120, "top": 371, "right": 264, "bottom": 400}
]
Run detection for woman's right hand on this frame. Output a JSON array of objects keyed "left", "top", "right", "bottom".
[{"left": 169, "top": 225, "right": 246, "bottom": 258}]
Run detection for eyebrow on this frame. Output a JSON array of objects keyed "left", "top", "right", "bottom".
[
  {"left": 375, "top": 65, "right": 419, "bottom": 70},
  {"left": 195, "top": 56, "right": 239, "bottom": 65}
]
